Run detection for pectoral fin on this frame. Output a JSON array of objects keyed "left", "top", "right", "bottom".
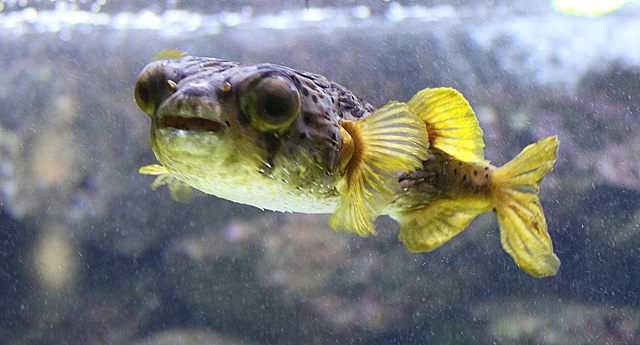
[
  {"left": 330, "top": 102, "right": 429, "bottom": 236},
  {"left": 139, "top": 164, "right": 194, "bottom": 202}
]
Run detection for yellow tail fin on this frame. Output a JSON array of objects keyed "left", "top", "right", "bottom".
[{"left": 491, "top": 136, "right": 560, "bottom": 277}]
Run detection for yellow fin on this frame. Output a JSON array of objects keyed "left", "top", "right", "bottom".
[
  {"left": 151, "top": 49, "right": 187, "bottom": 62},
  {"left": 139, "top": 164, "right": 194, "bottom": 202},
  {"left": 407, "top": 88, "right": 487, "bottom": 163},
  {"left": 491, "top": 136, "right": 560, "bottom": 277},
  {"left": 329, "top": 102, "right": 429, "bottom": 236},
  {"left": 397, "top": 198, "right": 491, "bottom": 252}
]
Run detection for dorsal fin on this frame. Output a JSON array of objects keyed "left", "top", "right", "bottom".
[
  {"left": 151, "top": 49, "right": 187, "bottom": 62},
  {"left": 407, "top": 88, "right": 488, "bottom": 164}
]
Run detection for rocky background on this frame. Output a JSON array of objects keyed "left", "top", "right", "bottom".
[{"left": 1, "top": 0, "right": 640, "bottom": 344}]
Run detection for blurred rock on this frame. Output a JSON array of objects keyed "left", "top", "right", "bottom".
[
  {"left": 165, "top": 212, "right": 501, "bottom": 342},
  {"left": 131, "top": 328, "right": 254, "bottom": 345},
  {"left": 472, "top": 298, "right": 640, "bottom": 344}
]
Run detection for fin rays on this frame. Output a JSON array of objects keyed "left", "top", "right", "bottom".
[
  {"left": 330, "top": 102, "right": 429, "bottom": 236},
  {"left": 139, "top": 164, "right": 194, "bottom": 202},
  {"left": 407, "top": 88, "right": 487, "bottom": 163},
  {"left": 397, "top": 198, "right": 492, "bottom": 252},
  {"left": 492, "top": 136, "right": 560, "bottom": 277}
]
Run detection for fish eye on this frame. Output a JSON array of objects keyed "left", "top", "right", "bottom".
[
  {"left": 135, "top": 63, "right": 174, "bottom": 118},
  {"left": 241, "top": 75, "right": 301, "bottom": 132}
]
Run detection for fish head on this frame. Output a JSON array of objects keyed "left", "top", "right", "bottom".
[{"left": 135, "top": 57, "right": 344, "bottom": 212}]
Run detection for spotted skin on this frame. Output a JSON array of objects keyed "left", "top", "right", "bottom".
[
  {"left": 136, "top": 57, "right": 381, "bottom": 213},
  {"left": 136, "top": 55, "right": 560, "bottom": 278}
]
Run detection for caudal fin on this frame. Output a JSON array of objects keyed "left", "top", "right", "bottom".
[{"left": 491, "top": 136, "right": 560, "bottom": 277}]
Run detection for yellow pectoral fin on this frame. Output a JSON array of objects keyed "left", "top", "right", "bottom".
[
  {"left": 329, "top": 165, "right": 396, "bottom": 236},
  {"left": 139, "top": 164, "right": 170, "bottom": 176},
  {"left": 407, "top": 88, "right": 488, "bottom": 164},
  {"left": 139, "top": 164, "right": 194, "bottom": 202},
  {"left": 330, "top": 102, "right": 430, "bottom": 236},
  {"left": 397, "top": 198, "right": 491, "bottom": 252}
]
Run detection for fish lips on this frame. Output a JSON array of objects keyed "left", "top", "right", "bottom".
[{"left": 153, "top": 95, "right": 225, "bottom": 135}]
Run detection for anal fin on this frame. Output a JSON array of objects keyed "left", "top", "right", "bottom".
[{"left": 397, "top": 198, "right": 491, "bottom": 252}]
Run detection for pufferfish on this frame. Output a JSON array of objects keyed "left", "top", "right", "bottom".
[{"left": 135, "top": 50, "right": 560, "bottom": 278}]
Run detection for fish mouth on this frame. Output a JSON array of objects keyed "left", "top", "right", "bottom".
[{"left": 158, "top": 116, "right": 222, "bottom": 132}]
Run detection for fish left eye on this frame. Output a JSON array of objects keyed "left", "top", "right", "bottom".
[{"left": 241, "top": 75, "right": 300, "bottom": 132}]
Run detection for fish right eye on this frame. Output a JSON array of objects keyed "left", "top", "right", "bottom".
[
  {"left": 135, "top": 76, "right": 155, "bottom": 117},
  {"left": 134, "top": 64, "right": 173, "bottom": 117}
]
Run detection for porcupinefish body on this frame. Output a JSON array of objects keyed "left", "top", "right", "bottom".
[{"left": 135, "top": 51, "right": 560, "bottom": 277}]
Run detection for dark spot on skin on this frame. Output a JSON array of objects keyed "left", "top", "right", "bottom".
[
  {"left": 492, "top": 208, "right": 497, "bottom": 212},
  {"left": 302, "top": 88, "right": 309, "bottom": 96},
  {"left": 485, "top": 174, "right": 489, "bottom": 178},
  {"left": 474, "top": 170, "right": 478, "bottom": 176},
  {"left": 312, "top": 95, "right": 318, "bottom": 103},
  {"left": 304, "top": 116, "right": 312, "bottom": 125}
]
